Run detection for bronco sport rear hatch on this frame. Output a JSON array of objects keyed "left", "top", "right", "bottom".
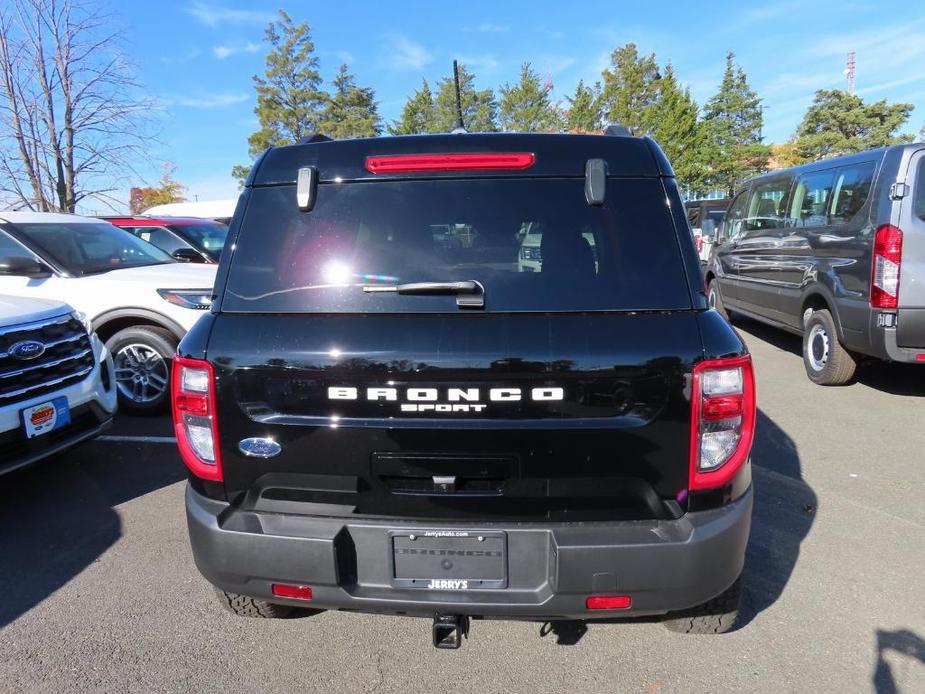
[{"left": 204, "top": 134, "right": 706, "bottom": 523}]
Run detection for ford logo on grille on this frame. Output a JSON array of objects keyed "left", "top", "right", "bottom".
[
  {"left": 9, "top": 339, "right": 46, "bottom": 361},
  {"left": 238, "top": 437, "right": 281, "bottom": 458}
]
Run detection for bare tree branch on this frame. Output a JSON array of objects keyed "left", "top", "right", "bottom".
[{"left": 0, "top": 0, "right": 153, "bottom": 212}]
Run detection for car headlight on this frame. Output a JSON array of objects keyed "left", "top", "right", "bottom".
[
  {"left": 71, "top": 310, "right": 93, "bottom": 334},
  {"left": 157, "top": 289, "right": 213, "bottom": 310}
]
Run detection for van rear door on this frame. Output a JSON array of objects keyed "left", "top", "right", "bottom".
[{"left": 896, "top": 148, "right": 925, "bottom": 347}]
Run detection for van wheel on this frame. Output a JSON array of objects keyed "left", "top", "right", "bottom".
[
  {"left": 707, "top": 279, "right": 729, "bottom": 321},
  {"left": 663, "top": 577, "right": 742, "bottom": 634},
  {"left": 802, "top": 309, "right": 856, "bottom": 385},
  {"left": 106, "top": 326, "right": 177, "bottom": 414},
  {"left": 214, "top": 589, "right": 294, "bottom": 618}
]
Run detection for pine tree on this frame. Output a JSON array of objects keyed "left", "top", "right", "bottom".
[
  {"left": 649, "top": 63, "right": 707, "bottom": 196},
  {"left": 565, "top": 80, "right": 601, "bottom": 133},
  {"left": 389, "top": 79, "right": 436, "bottom": 135},
  {"left": 792, "top": 90, "right": 914, "bottom": 161},
  {"left": 320, "top": 64, "right": 382, "bottom": 139},
  {"left": 498, "top": 63, "right": 563, "bottom": 132},
  {"left": 432, "top": 64, "right": 498, "bottom": 132},
  {"left": 701, "top": 51, "right": 770, "bottom": 196},
  {"left": 599, "top": 43, "right": 660, "bottom": 133},
  {"left": 232, "top": 10, "right": 327, "bottom": 183}
]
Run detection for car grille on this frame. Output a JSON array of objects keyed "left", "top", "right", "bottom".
[{"left": 0, "top": 313, "right": 95, "bottom": 406}]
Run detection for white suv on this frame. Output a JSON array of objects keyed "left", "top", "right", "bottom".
[
  {"left": 0, "top": 212, "right": 217, "bottom": 413},
  {"left": 0, "top": 294, "right": 117, "bottom": 474}
]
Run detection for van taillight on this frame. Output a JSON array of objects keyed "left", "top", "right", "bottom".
[
  {"left": 689, "top": 355, "right": 756, "bottom": 491},
  {"left": 694, "top": 234, "right": 703, "bottom": 254},
  {"left": 171, "top": 355, "right": 222, "bottom": 481},
  {"left": 871, "top": 224, "right": 903, "bottom": 309}
]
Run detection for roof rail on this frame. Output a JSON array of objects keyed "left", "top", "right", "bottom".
[
  {"left": 604, "top": 124, "right": 632, "bottom": 137},
  {"left": 296, "top": 133, "right": 333, "bottom": 145}
]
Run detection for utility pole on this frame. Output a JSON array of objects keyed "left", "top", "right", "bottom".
[{"left": 845, "top": 51, "right": 856, "bottom": 95}]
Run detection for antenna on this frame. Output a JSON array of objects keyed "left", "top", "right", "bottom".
[
  {"left": 844, "top": 51, "right": 856, "bottom": 95},
  {"left": 451, "top": 60, "right": 466, "bottom": 133}
]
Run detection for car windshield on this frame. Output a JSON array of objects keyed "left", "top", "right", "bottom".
[
  {"left": 168, "top": 222, "right": 228, "bottom": 261},
  {"left": 224, "top": 177, "right": 691, "bottom": 313},
  {"left": 12, "top": 221, "right": 174, "bottom": 275}
]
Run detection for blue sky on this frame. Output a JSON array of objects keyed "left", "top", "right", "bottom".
[{"left": 114, "top": 0, "right": 925, "bottom": 208}]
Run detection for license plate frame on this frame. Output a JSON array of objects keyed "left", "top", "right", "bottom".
[
  {"left": 20, "top": 397, "right": 71, "bottom": 439},
  {"left": 390, "top": 530, "right": 507, "bottom": 590}
]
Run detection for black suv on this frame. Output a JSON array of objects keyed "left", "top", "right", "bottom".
[{"left": 174, "top": 132, "right": 756, "bottom": 647}]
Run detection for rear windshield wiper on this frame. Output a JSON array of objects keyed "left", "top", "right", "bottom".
[{"left": 363, "top": 280, "right": 485, "bottom": 309}]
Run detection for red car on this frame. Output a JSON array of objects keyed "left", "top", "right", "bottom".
[{"left": 101, "top": 216, "right": 228, "bottom": 264}]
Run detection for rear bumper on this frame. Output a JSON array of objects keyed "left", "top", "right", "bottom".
[{"left": 186, "top": 484, "right": 753, "bottom": 620}]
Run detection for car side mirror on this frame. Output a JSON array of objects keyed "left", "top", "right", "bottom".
[
  {"left": 172, "top": 248, "right": 205, "bottom": 263},
  {"left": 0, "top": 256, "right": 53, "bottom": 277}
]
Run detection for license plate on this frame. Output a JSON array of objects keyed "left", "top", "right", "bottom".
[
  {"left": 21, "top": 397, "right": 70, "bottom": 439},
  {"left": 391, "top": 530, "right": 507, "bottom": 590}
]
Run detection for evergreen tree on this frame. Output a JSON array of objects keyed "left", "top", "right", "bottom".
[
  {"left": 320, "top": 64, "right": 382, "bottom": 139},
  {"left": 565, "top": 79, "right": 601, "bottom": 133},
  {"left": 498, "top": 63, "right": 563, "bottom": 132},
  {"left": 701, "top": 51, "right": 770, "bottom": 196},
  {"left": 432, "top": 64, "right": 498, "bottom": 132},
  {"left": 389, "top": 79, "right": 436, "bottom": 135},
  {"left": 649, "top": 63, "right": 707, "bottom": 196},
  {"left": 792, "top": 90, "right": 914, "bottom": 161},
  {"left": 599, "top": 43, "right": 660, "bottom": 133},
  {"left": 232, "top": 10, "right": 327, "bottom": 183}
]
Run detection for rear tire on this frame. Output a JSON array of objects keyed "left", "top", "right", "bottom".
[
  {"left": 106, "top": 326, "right": 177, "bottom": 414},
  {"left": 707, "top": 279, "right": 729, "bottom": 322},
  {"left": 662, "top": 577, "right": 742, "bottom": 634},
  {"left": 214, "top": 589, "right": 294, "bottom": 619},
  {"left": 802, "top": 309, "right": 856, "bottom": 386}
]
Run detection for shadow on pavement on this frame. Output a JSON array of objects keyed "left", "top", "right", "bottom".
[
  {"left": 873, "top": 629, "right": 925, "bottom": 694},
  {"left": 733, "top": 316, "right": 925, "bottom": 397},
  {"left": 0, "top": 434, "right": 184, "bottom": 628},
  {"left": 736, "top": 409, "right": 816, "bottom": 628}
]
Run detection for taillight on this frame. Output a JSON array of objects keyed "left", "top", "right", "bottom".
[
  {"left": 694, "top": 234, "right": 703, "bottom": 253},
  {"left": 365, "top": 152, "right": 535, "bottom": 174},
  {"left": 871, "top": 224, "right": 903, "bottom": 309},
  {"left": 689, "top": 355, "right": 756, "bottom": 491},
  {"left": 171, "top": 355, "right": 222, "bottom": 481}
]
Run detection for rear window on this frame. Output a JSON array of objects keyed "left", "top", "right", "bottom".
[{"left": 223, "top": 178, "right": 691, "bottom": 312}]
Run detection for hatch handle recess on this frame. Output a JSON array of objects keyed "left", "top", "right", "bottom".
[{"left": 585, "top": 158, "right": 608, "bottom": 205}]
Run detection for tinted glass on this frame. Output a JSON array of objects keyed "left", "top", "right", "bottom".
[
  {"left": 11, "top": 222, "right": 173, "bottom": 275},
  {"left": 224, "top": 178, "right": 691, "bottom": 313},
  {"left": 745, "top": 176, "right": 792, "bottom": 231},
  {"left": 168, "top": 223, "right": 227, "bottom": 260},
  {"left": 789, "top": 169, "right": 836, "bottom": 227},
  {"left": 130, "top": 226, "right": 187, "bottom": 254},
  {"left": 828, "top": 161, "right": 876, "bottom": 225},
  {"left": 722, "top": 191, "right": 749, "bottom": 240},
  {"left": 0, "top": 229, "right": 35, "bottom": 258},
  {"left": 914, "top": 159, "right": 925, "bottom": 222}
]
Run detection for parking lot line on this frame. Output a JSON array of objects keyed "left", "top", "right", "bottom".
[{"left": 97, "top": 435, "right": 176, "bottom": 444}]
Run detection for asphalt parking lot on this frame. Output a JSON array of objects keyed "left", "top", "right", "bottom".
[{"left": 2, "top": 318, "right": 923, "bottom": 694}]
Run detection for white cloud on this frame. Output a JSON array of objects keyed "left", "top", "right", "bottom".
[
  {"left": 457, "top": 54, "right": 501, "bottom": 74},
  {"left": 165, "top": 92, "right": 249, "bottom": 109},
  {"left": 212, "top": 41, "right": 261, "bottom": 59},
  {"left": 463, "top": 23, "right": 507, "bottom": 33},
  {"left": 160, "top": 48, "right": 202, "bottom": 65},
  {"left": 385, "top": 35, "right": 433, "bottom": 70},
  {"left": 185, "top": 2, "right": 274, "bottom": 27}
]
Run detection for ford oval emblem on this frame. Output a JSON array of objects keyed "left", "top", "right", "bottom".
[
  {"left": 238, "top": 437, "right": 281, "bottom": 458},
  {"left": 9, "top": 339, "right": 46, "bottom": 361}
]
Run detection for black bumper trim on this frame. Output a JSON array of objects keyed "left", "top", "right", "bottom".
[{"left": 186, "top": 484, "right": 753, "bottom": 620}]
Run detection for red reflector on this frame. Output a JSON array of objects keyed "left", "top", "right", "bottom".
[
  {"left": 271, "top": 584, "right": 313, "bottom": 600},
  {"left": 585, "top": 595, "right": 632, "bottom": 610},
  {"left": 916, "top": 354, "right": 925, "bottom": 362},
  {"left": 174, "top": 392, "right": 208, "bottom": 416},
  {"left": 365, "top": 152, "right": 535, "bottom": 174},
  {"left": 702, "top": 395, "right": 744, "bottom": 420}
]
